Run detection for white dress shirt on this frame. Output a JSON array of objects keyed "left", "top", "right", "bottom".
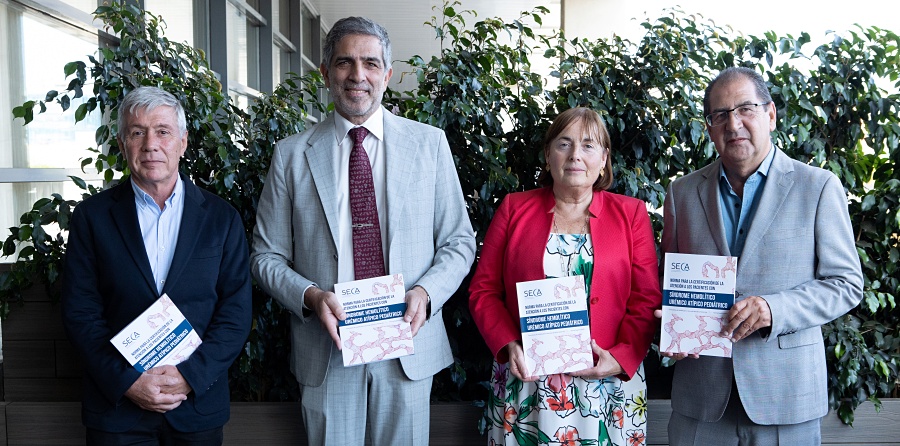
[
  {"left": 132, "top": 176, "right": 184, "bottom": 295},
  {"left": 333, "top": 107, "right": 388, "bottom": 283}
]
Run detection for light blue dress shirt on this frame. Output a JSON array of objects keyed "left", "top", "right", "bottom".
[
  {"left": 718, "top": 147, "right": 775, "bottom": 257},
  {"left": 132, "top": 177, "right": 184, "bottom": 295}
]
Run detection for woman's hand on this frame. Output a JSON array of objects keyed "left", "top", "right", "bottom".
[
  {"left": 506, "top": 340, "right": 539, "bottom": 382},
  {"left": 569, "top": 340, "right": 624, "bottom": 379}
]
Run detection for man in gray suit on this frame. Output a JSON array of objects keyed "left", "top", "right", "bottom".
[
  {"left": 660, "top": 67, "right": 863, "bottom": 444},
  {"left": 250, "top": 16, "right": 475, "bottom": 445}
]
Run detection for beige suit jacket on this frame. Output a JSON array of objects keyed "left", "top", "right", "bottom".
[{"left": 251, "top": 108, "right": 475, "bottom": 386}]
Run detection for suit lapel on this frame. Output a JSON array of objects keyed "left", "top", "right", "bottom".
[
  {"left": 697, "top": 160, "right": 730, "bottom": 255},
  {"left": 306, "top": 116, "right": 341, "bottom": 252},
  {"left": 163, "top": 176, "right": 204, "bottom": 295},
  {"left": 383, "top": 112, "right": 418, "bottom": 268},
  {"left": 740, "top": 149, "right": 794, "bottom": 261},
  {"left": 109, "top": 179, "right": 158, "bottom": 294}
]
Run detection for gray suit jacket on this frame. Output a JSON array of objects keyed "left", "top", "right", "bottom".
[
  {"left": 251, "top": 108, "right": 475, "bottom": 386},
  {"left": 661, "top": 148, "right": 863, "bottom": 425}
]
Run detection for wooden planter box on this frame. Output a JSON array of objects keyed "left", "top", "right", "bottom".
[
  {"left": 1, "top": 400, "right": 899, "bottom": 445},
  {"left": 2, "top": 264, "right": 899, "bottom": 445}
]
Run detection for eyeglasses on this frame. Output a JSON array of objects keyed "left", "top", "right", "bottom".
[{"left": 705, "top": 102, "right": 771, "bottom": 127}]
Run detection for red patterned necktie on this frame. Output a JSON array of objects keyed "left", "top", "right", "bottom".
[{"left": 348, "top": 126, "right": 385, "bottom": 279}]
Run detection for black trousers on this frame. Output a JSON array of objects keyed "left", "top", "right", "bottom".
[{"left": 85, "top": 412, "right": 223, "bottom": 446}]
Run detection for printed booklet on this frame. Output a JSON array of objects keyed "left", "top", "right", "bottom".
[
  {"left": 110, "top": 294, "right": 202, "bottom": 372},
  {"left": 516, "top": 275, "right": 592, "bottom": 376},
  {"left": 661, "top": 253, "right": 737, "bottom": 357},
  {"left": 336, "top": 273, "right": 414, "bottom": 366}
]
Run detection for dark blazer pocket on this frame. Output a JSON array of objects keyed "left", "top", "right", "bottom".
[
  {"left": 191, "top": 245, "right": 223, "bottom": 260},
  {"left": 193, "top": 378, "right": 230, "bottom": 415},
  {"left": 777, "top": 328, "right": 821, "bottom": 349}
]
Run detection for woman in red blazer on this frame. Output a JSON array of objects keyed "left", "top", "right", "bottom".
[{"left": 469, "top": 107, "right": 661, "bottom": 446}]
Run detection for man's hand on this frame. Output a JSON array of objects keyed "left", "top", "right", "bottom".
[
  {"left": 124, "top": 371, "right": 187, "bottom": 413},
  {"left": 305, "top": 286, "right": 346, "bottom": 349},
  {"left": 722, "top": 295, "right": 772, "bottom": 342},
  {"left": 570, "top": 340, "right": 624, "bottom": 379},
  {"left": 505, "top": 340, "right": 538, "bottom": 382},
  {"left": 403, "top": 285, "right": 429, "bottom": 337},
  {"left": 146, "top": 365, "right": 192, "bottom": 396},
  {"left": 653, "top": 309, "right": 699, "bottom": 360}
]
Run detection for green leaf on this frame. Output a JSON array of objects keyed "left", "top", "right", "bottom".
[
  {"left": 70, "top": 176, "right": 87, "bottom": 190},
  {"left": 31, "top": 198, "right": 52, "bottom": 211},
  {"left": 860, "top": 194, "right": 876, "bottom": 211},
  {"left": 74, "top": 103, "right": 88, "bottom": 122},
  {"left": 19, "top": 246, "right": 35, "bottom": 258},
  {"left": 64, "top": 61, "right": 79, "bottom": 77},
  {"left": 19, "top": 226, "right": 33, "bottom": 242}
]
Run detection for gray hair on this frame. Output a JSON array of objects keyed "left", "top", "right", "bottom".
[
  {"left": 322, "top": 16, "right": 392, "bottom": 70},
  {"left": 117, "top": 86, "right": 187, "bottom": 137},
  {"left": 703, "top": 67, "right": 773, "bottom": 118}
]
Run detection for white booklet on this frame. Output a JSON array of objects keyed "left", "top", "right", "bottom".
[
  {"left": 336, "top": 273, "right": 414, "bottom": 366},
  {"left": 110, "top": 294, "right": 202, "bottom": 372},
  {"left": 661, "top": 253, "right": 737, "bottom": 357},
  {"left": 516, "top": 275, "right": 592, "bottom": 376}
]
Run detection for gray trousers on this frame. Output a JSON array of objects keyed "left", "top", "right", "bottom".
[
  {"left": 299, "top": 347, "right": 433, "bottom": 446},
  {"left": 668, "top": 382, "right": 822, "bottom": 445}
]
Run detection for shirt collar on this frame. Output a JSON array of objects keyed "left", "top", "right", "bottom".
[
  {"left": 719, "top": 144, "right": 775, "bottom": 183},
  {"left": 131, "top": 175, "right": 184, "bottom": 209},
  {"left": 334, "top": 106, "right": 386, "bottom": 144}
]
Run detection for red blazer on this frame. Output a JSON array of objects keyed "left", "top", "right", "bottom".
[{"left": 469, "top": 187, "right": 661, "bottom": 378}]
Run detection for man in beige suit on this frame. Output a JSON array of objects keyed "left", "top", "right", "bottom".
[
  {"left": 660, "top": 67, "right": 863, "bottom": 445},
  {"left": 251, "top": 16, "right": 475, "bottom": 446}
]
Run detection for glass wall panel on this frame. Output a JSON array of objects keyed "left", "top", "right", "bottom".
[
  {"left": 225, "top": 1, "right": 259, "bottom": 94},
  {"left": 278, "top": 0, "right": 290, "bottom": 35},
  {"left": 58, "top": 0, "right": 97, "bottom": 15},
  {"left": 272, "top": 43, "right": 282, "bottom": 83},
  {"left": 279, "top": 47, "right": 291, "bottom": 78},
  {"left": 144, "top": 0, "right": 194, "bottom": 47},
  {"left": 19, "top": 17, "right": 100, "bottom": 170},
  {"left": 302, "top": 7, "right": 314, "bottom": 64},
  {"left": 226, "top": 1, "right": 249, "bottom": 87},
  {"left": 0, "top": 2, "right": 103, "bottom": 246}
]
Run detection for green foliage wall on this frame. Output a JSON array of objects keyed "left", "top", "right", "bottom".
[{"left": 2, "top": 2, "right": 898, "bottom": 424}]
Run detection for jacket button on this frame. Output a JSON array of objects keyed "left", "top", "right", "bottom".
[{"left": 590, "top": 298, "right": 598, "bottom": 304}]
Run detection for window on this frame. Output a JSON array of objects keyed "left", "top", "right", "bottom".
[
  {"left": 0, "top": 0, "right": 104, "bottom": 242},
  {"left": 58, "top": 0, "right": 97, "bottom": 15},
  {"left": 143, "top": 0, "right": 194, "bottom": 47},
  {"left": 0, "top": 0, "right": 331, "bottom": 252},
  {"left": 226, "top": 0, "right": 262, "bottom": 106},
  {"left": 300, "top": 3, "right": 327, "bottom": 121},
  {"left": 272, "top": 0, "right": 296, "bottom": 85}
]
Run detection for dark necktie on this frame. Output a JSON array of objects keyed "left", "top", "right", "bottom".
[{"left": 348, "top": 126, "right": 385, "bottom": 279}]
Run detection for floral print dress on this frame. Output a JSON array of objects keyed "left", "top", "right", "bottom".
[{"left": 483, "top": 233, "right": 648, "bottom": 446}]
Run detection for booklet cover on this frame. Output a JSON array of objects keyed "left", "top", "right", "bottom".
[
  {"left": 661, "top": 253, "right": 737, "bottom": 357},
  {"left": 336, "top": 273, "right": 414, "bottom": 366},
  {"left": 110, "top": 294, "right": 202, "bottom": 372},
  {"left": 516, "top": 275, "right": 592, "bottom": 376}
]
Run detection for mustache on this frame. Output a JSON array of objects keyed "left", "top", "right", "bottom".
[
  {"left": 725, "top": 131, "right": 749, "bottom": 140},
  {"left": 342, "top": 83, "right": 371, "bottom": 91}
]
